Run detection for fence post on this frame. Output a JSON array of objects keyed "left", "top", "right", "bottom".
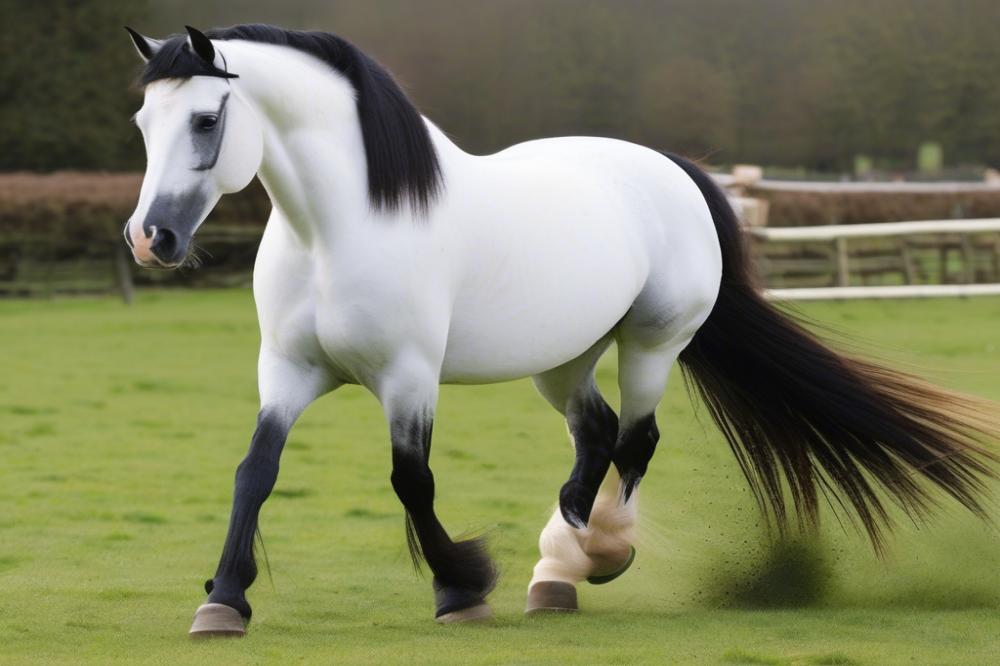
[
  {"left": 900, "top": 239, "right": 917, "bottom": 284},
  {"left": 960, "top": 235, "right": 976, "bottom": 284},
  {"left": 993, "top": 237, "right": 1000, "bottom": 282},
  {"left": 835, "top": 237, "right": 849, "bottom": 287},
  {"left": 946, "top": 203, "right": 965, "bottom": 284},
  {"left": 112, "top": 241, "right": 135, "bottom": 305}
]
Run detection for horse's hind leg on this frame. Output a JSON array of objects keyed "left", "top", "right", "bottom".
[
  {"left": 610, "top": 339, "right": 681, "bottom": 507},
  {"left": 612, "top": 278, "right": 716, "bottom": 505},
  {"left": 526, "top": 281, "right": 716, "bottom": 614},
  {"left": 526, "top": 336, "right": 636, "bottom": 613},
  {"left": 527, "top": 468, "right": 639, "bottom": 613}
]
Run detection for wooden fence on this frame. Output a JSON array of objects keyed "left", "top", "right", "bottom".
[
  {"left": 0, "top": 226, "right": 264, "bottom": 303},
  {"left": 712, "top": 168, "right": 1000, "bottom": 298},
  {"left": 748, "top": 218, "right": 1000, "bottom": 300},
  {"left": 3, "top": 218, "right": 999, "bottom": 303},
  {"left": 3, "top": 171, "right": 1000, "bottom": 302}
]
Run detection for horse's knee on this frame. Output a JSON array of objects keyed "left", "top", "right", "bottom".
[{"left": 232, "top": 413, "right": 286, "bottom": 501}]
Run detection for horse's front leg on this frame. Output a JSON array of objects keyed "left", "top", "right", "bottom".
[
  {"left": 189, "top": 350, "right": 334, "bottom": 638},
  {"left": 379, "top": 360, "right": 498, "bottom": 623}
]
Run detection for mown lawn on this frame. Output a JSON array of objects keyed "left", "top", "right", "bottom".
[{"left": 0, "top": 290, "right": 998, "bottom": 665}]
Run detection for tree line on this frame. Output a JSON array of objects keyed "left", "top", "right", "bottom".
[{"left": 3, "top": 0, "right": 999, "bottom": 173}]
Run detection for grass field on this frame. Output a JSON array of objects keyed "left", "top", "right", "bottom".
[{"left": 1, "top": 290, "right": 998, "bottom": 665}]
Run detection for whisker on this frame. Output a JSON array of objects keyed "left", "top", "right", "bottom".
[
  {"left": 180, "top": 244, "right": 207, "bottom": 270},
  {"left": 190, "top": 240, "right": 214, "bottom": 259}
]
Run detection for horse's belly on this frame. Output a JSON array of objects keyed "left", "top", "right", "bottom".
[
  {"left": 440, "top": 215, "right": 646, "bottom": 383},
  {"left": 440, "top": 305, "right": 631, "bottom": 384}
]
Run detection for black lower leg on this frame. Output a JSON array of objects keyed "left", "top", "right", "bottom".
[
  {"left": 613, "top": 414, "right": 660, "bottom": 501},
  {"left": 204, "top": 410, "right": 288, "bottom": 620},
  {"left": 389, "top": 415, "right": 497, "bottom": 617},
  {"left": 559, "top": 392, "right": 619, "bottom": 527}
]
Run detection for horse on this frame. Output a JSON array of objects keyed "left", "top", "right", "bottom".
[{"left": 122, "top": 25, "right": 999, "bottom": 638}]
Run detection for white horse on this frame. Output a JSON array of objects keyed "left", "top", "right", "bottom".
[{"left": 124, "top": 25, "right": 997, "bottom": 638}]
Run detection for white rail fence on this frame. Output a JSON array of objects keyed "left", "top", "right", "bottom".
[
  {"left": 712, "top": 165, "right": 1000, "bottom": 195},
  {"left": 747, "top": 180, "right": 1000, "bottom": 194},
  {"left": 766, "top": 284, "right": 1000, "bottom": 301},
  {"left": 746, "top": 218, "right": 1000, "bottom": 301}
]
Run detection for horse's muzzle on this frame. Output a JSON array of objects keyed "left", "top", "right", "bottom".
[{"left": 126, "top": 220, "right": 187, "bottom": 268}]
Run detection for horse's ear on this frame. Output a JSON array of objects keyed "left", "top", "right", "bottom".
[
  {"left": 125, "top": 26, "right": 162, "bottom": 63},
  {"left": 185, "top": 25, "right": 215, "bottom": 63}
]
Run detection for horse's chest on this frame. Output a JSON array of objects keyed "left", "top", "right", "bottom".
[
  {"left": 310, "top": 280, "right": 441, "bottom": 385},
  {"left": 313, "top": 303, "right": 383, "bottom": 377}
]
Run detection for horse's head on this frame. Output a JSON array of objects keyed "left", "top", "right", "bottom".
[{"left": 125, "top": 27, "right": 263, "bottom": 268}]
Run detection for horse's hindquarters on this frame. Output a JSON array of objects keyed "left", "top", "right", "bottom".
[{"left": 438, "top": 139, "right": 720, "bottom": 384}]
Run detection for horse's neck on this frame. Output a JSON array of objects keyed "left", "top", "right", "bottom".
[
  {"left": 255, "top": 121, "right": 368, "bottom": 246},
  {"left": 224, "top": 41, "right": 463, "bottom": 245},
  {"left": 237, "top": 45, "right": 367, "bottom": 243}
]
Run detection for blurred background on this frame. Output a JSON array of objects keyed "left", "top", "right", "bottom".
[
  {"left": 1, "top": 0, "right": 1000, "bottom": 295},
  {"left": 1, "top": 4, "right": 999, "bottom": 662},
  {"left": 8, "top": 0, "right": 1000, "bottom": 172}
]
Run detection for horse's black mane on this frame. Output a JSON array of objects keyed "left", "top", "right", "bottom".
[{"left": 141, "top": 24, "right": 442, "bottom": 213}]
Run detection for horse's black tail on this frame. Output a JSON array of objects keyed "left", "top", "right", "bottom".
[{"left": 664, "top": 152, "right": 1000, "bottom": 552}]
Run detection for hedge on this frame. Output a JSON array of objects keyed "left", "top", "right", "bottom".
[
  {"left": 6, "top": 173, "right": 1000, "bottom": 240},
  {"left": 0, "top": 172, "right": 270, "bottom": 240},
  {"left": 746, "top": 186, "right": 1000, "bottom": 227}
]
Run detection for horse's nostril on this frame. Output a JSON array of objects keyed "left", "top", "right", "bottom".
[{"left": 150, "top": 227, "right": 179, "bottom": 262}]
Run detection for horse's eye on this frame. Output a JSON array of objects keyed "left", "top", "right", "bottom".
[{"left": 194, "top": 114, "right": 219, "bottom": 132}]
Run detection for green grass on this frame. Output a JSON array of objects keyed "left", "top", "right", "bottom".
[{"left": 1, "top": 290, "right": 999, "bottom": 665}]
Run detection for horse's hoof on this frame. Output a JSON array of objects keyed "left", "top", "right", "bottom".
[
  {"left": 525, "top": 581, "right": 578, "bottom": 614},
  {"left": 435, "top": 602, "right": 493, "bottom": 624},
  {"left": 189, "top": 603, "right": 246, "bottom": 638},
  {"left": 434, "top": 581, "right": 493, "bottom": 624},
  {"left": 587, "top": 545, "right": 636, "bottom": 585}
]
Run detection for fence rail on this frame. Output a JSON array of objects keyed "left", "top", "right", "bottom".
[
  {"left": 3, "top": 172, "right": 1000, "bottom": 301},
  {"left": 747, "top": 218, "right": 1000, "bottom": 241},
  {"left": 766, "top": 284, "right": 1000, "bottom": 301},
  {"left": 749, "top": 180, "right": 1000, "bottom": 194},
  {"left": 711, "top": 167, "right": 1000, "bottom": 195},
  {"left": 749, "top": 218, "right": 1000, "bottom": 299},
  {"left": 0, "top": 227, "right": 264, "bottom": 302}
]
